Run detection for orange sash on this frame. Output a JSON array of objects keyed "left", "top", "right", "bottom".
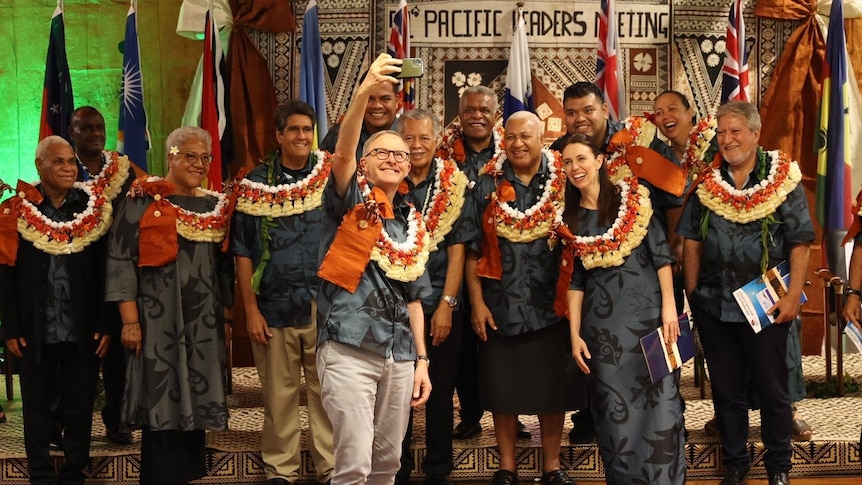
[
  {"left": 608, "top": 130, "right": 687, "bottom": 197},
  {"left": 317, "top": 186, "right": 394, "bottom": 293},
  {"left": 476, "top": 180, "right": 515, "bottom": 280},
  {"left": 137, "top": 180, "right": 179, "bottom": 267},
  {"left": 553, "top": 224, "right": 577, "bottom": 318},
  {"left": 0, "top": 181, "right": 43, "bottom": 266}
]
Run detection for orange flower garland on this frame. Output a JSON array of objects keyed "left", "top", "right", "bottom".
[
  {"left": 682, "top": 116, "right": 718, "bottom": 175},
  {"left": 13, "top": 182, "right": 113, "bottom": 255},
  {"left": 130, "top": 177, "right": 230, "bottom": 242},
  {"left": 233, "top": 150, "right": 332, "bottom": 217},
  {"left": 605, "top": 116, "right": 658, "bottom": 181},
  {"left": 422, "top": 158, "right": 468, "bottom": 250},
  {"left": 437, "top": 123, "right": 504, "bottom": 166},
  {"left": 695, "top": 150, "right": 802, "bottom": 224},
  {"left": 479, "top": 148, "right": 566, "bottom": 243},
  {"left": 83, "top": 150, "right": 131, "bottom": 201},
  {"left": 356, "top": 173, "right": 431, "bottom": 283}
]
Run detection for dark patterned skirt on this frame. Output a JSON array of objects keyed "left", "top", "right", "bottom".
[{"left": 478, "top": 322, "right": 587, "bottom": 414}]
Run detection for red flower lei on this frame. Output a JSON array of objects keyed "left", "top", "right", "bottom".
[
  {"left": 437, "top": 123, "right": 504, "bottom": 165},
  {"left": 422, "top": 158, "right": 468, "bottom": 250},
  {"left": 83, "top": 150, "right": 130, "bottom": 201},
  {"left": 233, "top": 150, "right": 332, "bottom": 217},
  {"left": 130, "top": 177, "right": 229, "bottom": 242}
]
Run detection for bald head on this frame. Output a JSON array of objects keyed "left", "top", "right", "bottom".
[
  {"left": 504, "top": 111, "right": 544, "bottom": 175},
  {"left": 506, "top": 111, "right": 543, "bottom": 135}
]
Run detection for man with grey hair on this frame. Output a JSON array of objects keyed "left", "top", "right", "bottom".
[
  {"left": 0, "top": 135, "right": 111, "bottom": 485},
  {"left": 393, "top": 109, "right": 469, "bottom": 485},
  {"left": 678, "top": 100, "right": 813, "bottom": 485},
  {"left": 462, "top": 111, "right": 579, "bottom": 485}
]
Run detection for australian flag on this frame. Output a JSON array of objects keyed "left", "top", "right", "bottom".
[
  {"left": 39, "top": 1, "right": 74, "bottom": 142},
  {"left": 118, "top": 0, "right": 150, "bottom": 172}
]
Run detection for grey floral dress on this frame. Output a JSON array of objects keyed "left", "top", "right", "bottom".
[
  {"left": 106, "top": 194, "right": 233, "bottom": 432},
  {"left": 570, "top": 210, "right": 685, "bottom": 485}
]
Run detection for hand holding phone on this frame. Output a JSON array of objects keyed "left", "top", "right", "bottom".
[{"left": 397, "top": 58, "right": 424, "bottom": 79}]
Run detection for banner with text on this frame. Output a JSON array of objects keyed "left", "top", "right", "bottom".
[{"left": 388, "top": 1, "right": 670, "bottom": 47}]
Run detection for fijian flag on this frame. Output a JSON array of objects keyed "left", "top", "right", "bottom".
[
  {"left": 118, "top": 0, "right": 150, "bottom": 172},
  {"left": 39, "top": 0, "right": 74, "bottom": 142},
  {"left": 720, "top": 0, "right": 750, "bottom": 103},
  {"left": 597, "top": 0, "right": 626, "bottom": 121},
  {"left": 201, "top": 3, "right": 226, "bottom": 191},
  {"left": 300, "top": 0, "right": 329, "bottom": 147},
  {"left": 387, "top": 0, "right": 413, "bottom": 113},
  {"left": 815, "top": 0, "right": 851, "bottom": 231},
  {"left": 502, "top": 5, "right": 533, "bottom": 123}
]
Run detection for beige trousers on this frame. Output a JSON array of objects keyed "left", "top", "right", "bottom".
[{"left": 252, "top": 309, "right": 334, "bottom": 482}]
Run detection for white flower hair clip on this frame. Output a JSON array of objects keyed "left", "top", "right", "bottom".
[{"left": 170, "top": 146, "right": 180, "bottom": 156}]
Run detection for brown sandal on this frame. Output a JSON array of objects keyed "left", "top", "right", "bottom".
[{"left": 792, "top": 416, "right": 813, "bottom": 441}]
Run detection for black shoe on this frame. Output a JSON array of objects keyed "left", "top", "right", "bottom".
[
  {"left": 719, "top": 468, "right": 749, "bottom": 485},
  {"left": 541, "top": 469, "right": 575, "bottom": 485},
  {"left": 453, "top": 421, "right": 482, "bottom": 440},
  {"left": 105, "top": 427, "right": 133, "bottom": 445},
  {"left": 266, "top": 478, "right": 291, "bottom": 485},
  {"left": 567, "top": 412, "right": 595, "bottom": 444},
  {"left": 517, "top": 420, "right": 531, "bottom": 440},
  {"left": 425, "top": 475, "right": 453, "bottom": 485},
  {"left": 768, "top": 472, "right": 790, "bottom": 485},
  {"left": 490, "top": 469, "right": 518, "bottom": 485}
]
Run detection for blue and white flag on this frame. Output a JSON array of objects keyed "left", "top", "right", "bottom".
[
  {"left": 117, "top": 0, "right": 150, "bottom": 171},
  {"left": 299, "top": 0, "right": 329, "bottom": 146},
  {"left": 502, "top": 6, "right": 532, "bottom": 123}
]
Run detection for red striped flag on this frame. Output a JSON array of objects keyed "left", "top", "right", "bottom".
[
  {"left": 201, "top": 5, "right": 225, "bottom": 191},
  {"left": 597, "top": 0, "right": 626, "bottom": 121},
  {"left": 721, "top": 0, "right": 750, "bottom": 103},
  {"left": 387, "top": 0, "right": 413, "bottom": 113}
]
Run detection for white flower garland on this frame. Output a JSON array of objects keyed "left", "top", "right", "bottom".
[{"left": 423, "top": 158, "right": 468, "bottom": 251}]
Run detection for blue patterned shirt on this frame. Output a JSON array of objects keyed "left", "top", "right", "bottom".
[
  {"left": 460, "top": 154, "right": 565, "bottom": 338},
  {"left": 231, "top": 156, "right": 323, "bottom": 328},
  {"left": 677, "top": 151, "right": 815, "bottom": 322},
  {"left": 316, "top": 175, "right": 431, "bottom": 360}
]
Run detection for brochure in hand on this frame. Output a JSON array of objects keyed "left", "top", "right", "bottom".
[
  {"left": 732, "top": 260, "right": 807, "bottom": 334},
  {"left": 845, "top": 321, "right": 862, "bottom": 353},
  {"left": 640, "top": 313, "right": 696, "bottom": 384}
]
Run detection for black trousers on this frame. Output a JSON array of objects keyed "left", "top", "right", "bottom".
[
  {"left": 100, "top": 305, "right": 125, "bottom": 431},
  {"left": 694, "top": 307, "right": 792, "bottom": 473},
  {"left": 20, "top": 342, "right": 99, "bottom": 485},
  {"left": 398, "top": 310, "right": 463, "bottom": 477},
  {"left": 140, "top": 429, "right": 206, "bottom": 485},
  {"left": 454, "top": 301, "right": 482, "bottom": 425}
]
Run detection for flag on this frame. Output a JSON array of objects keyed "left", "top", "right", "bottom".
[
  {"left": 597, "top": 0, "right": 626, "bottom": 121},
  {"left": 815, "top": 0, "right": 851, "bottom": 231},
  {"left": 387, "top": 0, "right": 413, "bottom": 113},
  {"left": 299, "top": 0, "right": 328, "bottom": 148},
  {"left": 201, "top": 4, "right": 226, "bottom": 191},
  {"left": 720, "top": 0, "right": 750, "bottom": 103},
  {"left": 117, "top": 0, "right": 150, "bottom": 172},
  {"left": 39, "top": 0, "right": 74, "bottom": 142},
  {"left": 503, "top": 6, "right": 533, "bottom": 123}
]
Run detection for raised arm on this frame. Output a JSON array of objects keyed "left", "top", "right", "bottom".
[{"left": 331, "top": 54, "right": 402, "bottom": 197}]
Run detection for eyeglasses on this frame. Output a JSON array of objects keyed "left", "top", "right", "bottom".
[
  {"left": 178, "top": 151, "right": 214, "bottom": 166},
  {"left": 365, "top": 148, "right": 410, "bottom": 163}
]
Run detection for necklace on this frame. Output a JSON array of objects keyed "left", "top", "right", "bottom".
[
  {"left": 437, "top": 123, "right": 504, "bottom": 166},
  {"left": 357, "top": 173, "right": 430, "bottom": 282},
  {"left": 479, "top": 148, "right": 566, "bottom": 243},
  {"left": 79, "top": 150, "right": 130, "bottom": 201},
  {"left": 131, "top": 177, "right": 229, "bottom": 242},
  {"left": 417, "top": 158, "right": 468, "bottom": 250},
  {"left": 234, "top": 150, "right": 331, "bottom": 217}
]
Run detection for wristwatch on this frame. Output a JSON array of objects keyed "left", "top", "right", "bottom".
[
  {"left": 442, "top": 295, "right": 458, "bottom": 307},
  {"left": 416, "top": 355, "right": 430, "bottom": 364},
  {"left": 846, "top": 287, "right": 862, "bottom": 297}
]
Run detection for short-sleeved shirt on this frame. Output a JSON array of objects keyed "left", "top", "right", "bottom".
[
  {"left": 402, "top": 165, "right": 468, "bottom": 313},
  {"left": 39, "top": 186, "right": 86, "bottom": 344},
  {"left": 461, "top": 139, "right": 498, "bottom": 184},
  {"left": 677, "top": 151, "right": 815, "bottom": 322},
  {"left": 316, "top": 175, "right": 431, "bottom": 360},
  {"left": 231, "top": 156, "right": 323, "bottom": 328},
  {"left": 460, "top": 154, "right": 565, "bottom": 338}
]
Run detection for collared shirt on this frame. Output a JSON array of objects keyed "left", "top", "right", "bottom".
[
  {"left": 38, "top": 185, "right": 86, "bottom": 344},
  {"left": 461, "top": 154, "right": 565, "bottom": 338},
  {"left": 231, "top": 155, "right": 323, "bottom": 328},
  {"left": 316, "top": 175, "right": 431, "bottom": 360},
  {"left": 677, "top": 150, "right": 815, "bottom": 322},
  {"left": 461, "top": 138, "right": 497, "bottom": 184},
  {"left": 402, "top": 166, "right": 468, "bottom": 313}
]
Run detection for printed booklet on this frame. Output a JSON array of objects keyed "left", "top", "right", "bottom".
[
  {"left": 640, "top": 313, "right": 696, "bottom": 383},
  {"left": 732, "top": 260, "right": 807, "bottom": 333}
]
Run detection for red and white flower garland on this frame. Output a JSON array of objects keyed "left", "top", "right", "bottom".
[
  {"left": 422, "top": 158, "right": 468, "bottom": 251},
  {"left": 131, "top": 177, "right": 230, "bottom": 242},
  {"left": 479, "top": 148, "right": 566, "bottom": 243},
  {"left": 12, "top": 182, "right": 113, "bottom": 255},
  {"left": 233, "top": 150, "right": 332, "bottom": 217},
  {"left": 695, "top": 150, "right": 802, "bottom": 224},
  {"left": 357, "top": 173, "right": 431, "bottom": 282}
]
